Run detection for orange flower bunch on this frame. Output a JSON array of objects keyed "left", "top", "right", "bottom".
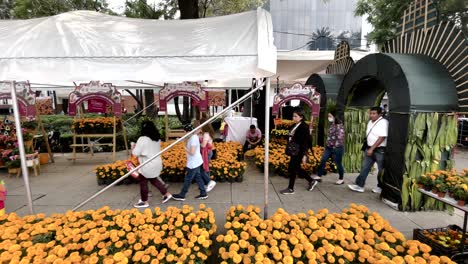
[
  {"left": 210, "top": 142, "right": 246, "bottom": 182},
  {"left": 0, "top": 204, "right": 216, "bottom": 264},
  {"left": 95, "top": 156, "right": 139, "bottom": 185},
  {"left": 418, "top": 169, "right": 468, "bottom": 201},
  {"left": 216, "top": 204, "right": 455, "bottom": 264},
  {"left": 72, "top": 117, "right": 121, "bottom": 134},
  {"left": 254, "top": 143, "right": 334, "bottom": 176}
]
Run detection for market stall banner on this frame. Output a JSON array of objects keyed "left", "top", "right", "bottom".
[
  {"left": 0, "top": 81, "right": 36, "bottom": 118},
  {"left": 36, "top": 97, "right": 54, "bottom": 115},
  {"left": 272, "top": 83, "right": 321, "bottom": 116},
  {"left": 68, "top": 81, "right": 122, "bottom": 116},
  {"left": 159, "top": 82, "right": 208, "bottom": 111},
  {"left": 88, "top": 99, "right": 107, "bottom": 113}
]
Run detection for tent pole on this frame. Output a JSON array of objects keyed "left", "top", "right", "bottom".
[
  {"left": 264, "top": 77, "right": 270, "bottom": 220},
  {"left": 11, "top": 83, "right": 34, "bottom": 214},
  {"left": 228, "top": 89, "right": 232, "bottom": 107}
]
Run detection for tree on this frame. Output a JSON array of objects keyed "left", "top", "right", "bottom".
[
  {"left": 355, "top": 0, "right": 411, "bottom": 46},
  {"left": 437, "top": 0, "right": 467, "bottom": 35},
  {"left": 356, "top": 0, "right": 467, "bottom": 46},
  {"left": 12, "top": 0, "right": 114, "bottom": 19},
  {"left": 0, "top": 0, "right": 14, "bottom": 19},
  {"left": 200, "top": 0, "right": 266, "bottom": 18},
  {"left": 307, "top": 27, "right": 336, "bottom": 50},
  {"left": 124, "top": 0, "right": 163, "bottom": 19}
]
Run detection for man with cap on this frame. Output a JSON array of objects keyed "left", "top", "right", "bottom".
[{"left": 172, "top": 123, "right": 208, "bottom": 201}]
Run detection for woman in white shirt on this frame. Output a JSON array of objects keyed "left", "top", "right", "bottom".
[{"left": 132, "top": 121, "right": 172, "bottom": 208}]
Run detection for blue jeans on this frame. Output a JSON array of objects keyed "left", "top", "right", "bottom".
[
  {"left": 180, "top": 165, "right": 207, "bottom": 197},
  {"left": 201, "top": 151, "right": 213, "bottom": 185},
  {"left": 317, "top": 146, "right": 344, "bottom": 179},
  {"left": 355, "top": 148, "right": 385, "bottom": 187}
]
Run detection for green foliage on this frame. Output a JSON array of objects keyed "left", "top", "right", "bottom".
[
  {"left": 437, "top": 0, "right": 468, "bottom": 35},
  {"left": 200, "top": 0, "right": 267, "bottom": 17},
  {"left": 355, "top": 0, "right": 411, "bottom": 46},
  {"left": 124, "top": 0, "right": 164, "bottom": 19},
  {"left": 12, "top": 0, "right": 114, "bottom": 19}
]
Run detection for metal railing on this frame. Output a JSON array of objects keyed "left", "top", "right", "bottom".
[{"left": 72, "top": 85, "right": 264, "bottom": 211}]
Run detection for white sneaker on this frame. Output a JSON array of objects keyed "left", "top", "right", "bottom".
[
  {"left": 206, "top": 180, "right": 217, "bottom": 193},
  {"left": 134, "top": 200, "right": 149, "bottom": 208},
  {"left": 348, "top": 184, "right": 365, "bottom": 193},
  {"left": 372, "top": 187, "right": 382, "bottom": 194},
  {"left": 312, "top": 176, "right": 322, "bottom": 182},
  {"left": 335, "top": 179, "right": 344, "bottom": 185}
]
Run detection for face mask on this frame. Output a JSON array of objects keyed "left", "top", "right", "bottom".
[{"left": 328, "top": 117, "right": 334, "bottom": 122}]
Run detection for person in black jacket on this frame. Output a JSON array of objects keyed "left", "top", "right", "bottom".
[{"left": 280, "top": 108, "right": 318, "bottom": 195}]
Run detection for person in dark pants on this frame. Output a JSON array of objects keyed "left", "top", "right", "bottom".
[
  {"left": 280, "top": 108, "right": 317, "bottom": 194},
  {"left": 132, "top": 121, "right": 172, "bottom": 208},
  {"left": 172, "top": 124, "right": 208, "bottom": 201},
  {"left": 313, "top": 110, "right": 345, "bottom": 184},
  {"left": 348, "top": 106, "right": 388, "bottom": 193}
]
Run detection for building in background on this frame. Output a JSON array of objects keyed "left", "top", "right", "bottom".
[{"left": 267, "top": 0, "right": 365, "bottom": 51}]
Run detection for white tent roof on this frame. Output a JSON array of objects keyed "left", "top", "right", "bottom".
[{"left": 0, "top": 9, "right": 276, "bottom": 82}]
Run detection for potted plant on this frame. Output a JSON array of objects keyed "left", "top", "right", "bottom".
[
  {"left": 434, "top": 181, "right": 448, "bottom": 198},
  {"left": 453, "top": 188, "right": 467, "bottom": 206},
  {"left": 417, "top": 175, "right": 431, "bottom": 189},
  {"left": 6, "top": 158, "right": 21, "bottom": 175}
]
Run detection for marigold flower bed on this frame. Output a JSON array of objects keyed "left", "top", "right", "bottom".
[
  {"left": 254, "top": 142, "right": 335, "bottom": 176},
  {"left": 96, "top": 142, "right": 246, "bottom": 184},
  {"left": 216, "top": 204, "right": 455, "bottom": 264},
  {"left": 0, "top": 205, "right": 216, "bottom": 264}
]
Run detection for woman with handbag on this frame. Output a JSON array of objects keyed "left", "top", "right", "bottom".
[
  {"left": 313, "top": 110, "right": 345, "bottom": 184},
  {"left": 280, "top": 108, "right": 318, "bottom": 195},
  {"left": 198, "top": 118, "right": 217, "bottom": 193},
  {"left": 132, "top": 121, "right": 172, "bottom": 208}
]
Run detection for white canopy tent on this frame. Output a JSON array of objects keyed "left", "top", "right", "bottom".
[
  {"left": 0, "top": 9, "right": 276, "bottom": 82},
  {"left": 0, "top": 9, "right": 277, "bottom": 215}
]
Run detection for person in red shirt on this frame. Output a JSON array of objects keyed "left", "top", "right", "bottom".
[{"left": 243, "top": 125, "right": 262, "bottom": 152}]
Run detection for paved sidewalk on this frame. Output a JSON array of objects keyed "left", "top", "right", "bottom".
[{"left": 1, "top": 149, "right": 466, "bottom": 239}]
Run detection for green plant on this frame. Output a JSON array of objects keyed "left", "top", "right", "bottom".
[{"left": 6, "top": 159, "right": 21, "bottom": 169}]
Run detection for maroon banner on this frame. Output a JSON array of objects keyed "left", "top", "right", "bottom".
[
  {"left": 68, "top": 81, "right": 122, "bottom": 116},
  {"left": 0, "top": 81, "right": 36, "bottom": 118},
  {"left": 88, "top": 99, "right": 107, "bottom": 113},
  {"left": 272, "top": 83, "right": 321, "bottom": 117},
  {"left": 159, "top": 82, "right": 208, "bottom": 112}
]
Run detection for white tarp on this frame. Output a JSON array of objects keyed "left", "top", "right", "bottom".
[
  {"left": 225, "top": 116, "right": 258, "bottom": 145},
  {"left": 0, "top": 9, "right": 276, "bottom": 82}
]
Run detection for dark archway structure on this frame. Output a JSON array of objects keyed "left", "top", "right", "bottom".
[
  {"left": 305, "top": 74, "right": 344, "bottom": 146},
  {"left": 336, "top": 53, "right": 459, "bottom": 205}
]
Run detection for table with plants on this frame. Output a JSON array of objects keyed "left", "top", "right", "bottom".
[{"left": 416, "top": 170, "right": 468, "bottom": 257}]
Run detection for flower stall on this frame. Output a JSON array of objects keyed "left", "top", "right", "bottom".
[
  {"left": 0, "top": 81, "right": 53, "bottom": 175},
  {"left": 95, "top": 141, "right": 246, "bottom": 185},
  {"left": 68, "top": 81, "right": 128, "bottom": 162}
]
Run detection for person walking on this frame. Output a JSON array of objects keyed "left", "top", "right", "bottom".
[
  {"left": 198, "top": 118, "right": 217, "bottom": 192},
  {"left": 313, "top": 110, "right": 345, "bottom": 184},
  {"left": 348, "top": 106, "right": 388, "bottom": 193},
  {"left": 132, "top": 121, "right": 172, "bottom": 208},
  {"left": 280, "top": 108, "right": 318, "bottom": 194},
  {"left": 172, "top": 124, "right": 208, "bottom": 201}
]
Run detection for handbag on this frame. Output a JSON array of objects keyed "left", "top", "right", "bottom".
[
  {"left": 362, "top": 118, "right": 383, "bottom": 151},
  {"left": 126, "top": 161, "right": 140, "bottom": 179},
  {"left": 285, "top": 141, "right": 300, "bottom": 156}
]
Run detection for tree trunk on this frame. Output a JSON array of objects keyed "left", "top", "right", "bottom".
[
  {"left": 177, "top": 0, "right": 199, "bottom": 19},
  {"left": 144, "top": 89, "right": 157, "bottom": 118},
  {"left": 124, "top": 89, "right": 143, "bottom": 114},
  {"left": 183, "top": 97, "right": 190, "bottom": 122},
  {"left": 174, "top": 97, "right": 183, "bottom": 123}
]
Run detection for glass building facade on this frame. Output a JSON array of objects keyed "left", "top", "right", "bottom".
[{"left": 267, "top": 0, "right": 363, "bottom": 50}]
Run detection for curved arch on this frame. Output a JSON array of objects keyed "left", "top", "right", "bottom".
[
  {"left": 336, "top": 53, "right": 459, "bottom": 207},
  {"left": 164, "top": 93, "right": 202, "bottom": 105},
  {"left": 72, "top": 93, "right": 115, "bottom": 109}
]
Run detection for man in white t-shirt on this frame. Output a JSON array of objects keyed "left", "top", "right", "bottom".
[
  {"left": 349, "top": 106, "right": 389, "bottom": 193},
  {"left": 172, "top": 124, "right": 208, "bottom": 201}
]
